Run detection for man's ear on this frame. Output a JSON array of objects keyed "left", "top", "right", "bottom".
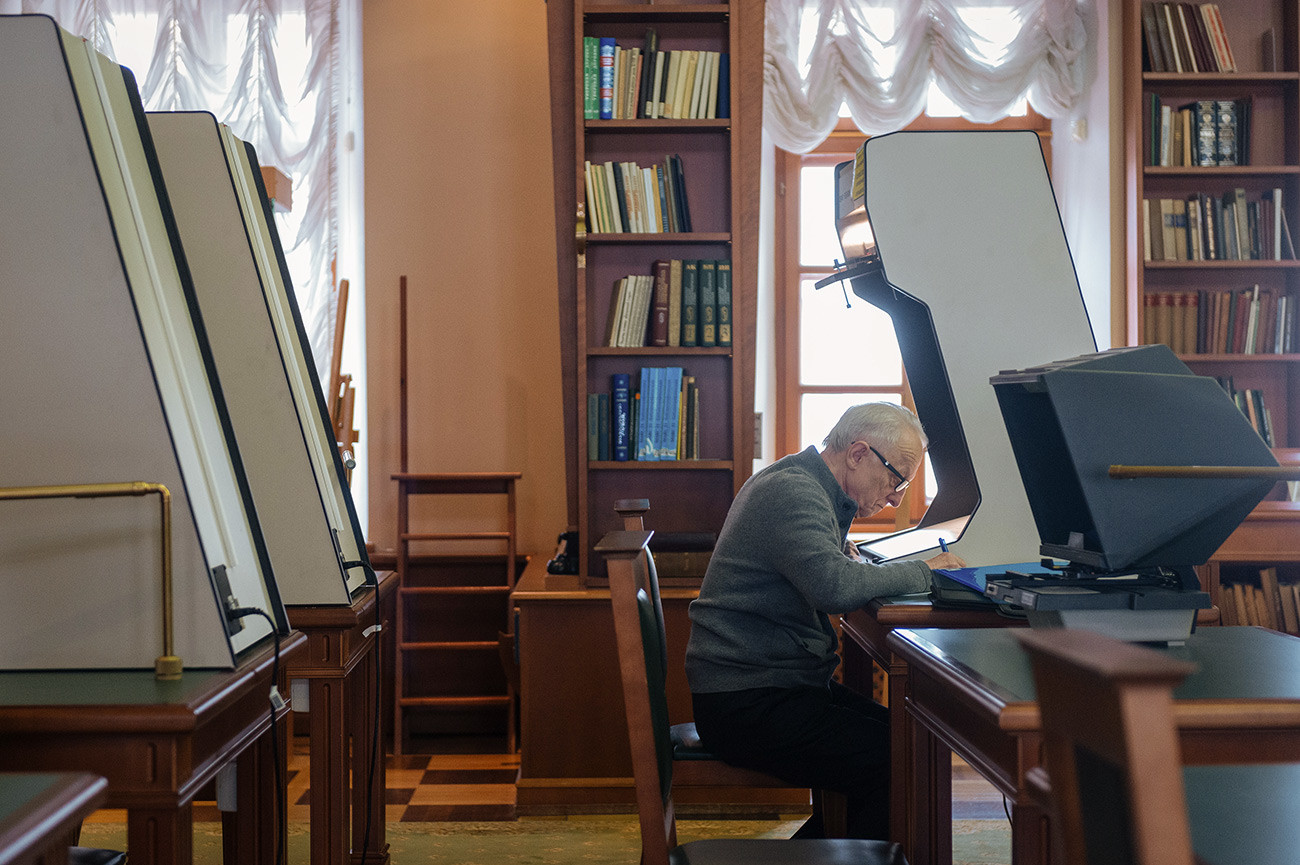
[{"left": 846, "top": 440, "right": 870, "bottom": 468}]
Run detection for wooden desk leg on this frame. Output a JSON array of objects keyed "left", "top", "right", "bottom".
[
  {"left": 128, "top": 803, "right": 193, "bottom": 865},
  {"left": 908, "top": 709, "right": 953, "bottom": 865},
  {"left": 350, "top": 641, "right": 389, "bottom": 865},
  {"left": 223, "top": 712, "right": 288, "bottom": 865},
  {"left": 310, "top": 675, "right": 349, "bottom": 865},
  {"left": 887, "top": 653, "right": 910, "bottom": 849}
]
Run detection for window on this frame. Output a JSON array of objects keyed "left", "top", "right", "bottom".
[{"left": 774, "top": 115, "right": 1050, "bottom": 531}]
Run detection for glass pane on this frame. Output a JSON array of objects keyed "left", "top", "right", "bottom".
[
  {"left": 800, "top": 393, "right": 901, "bottom": 453},
  {"left": 800, "top": 278, "right": 902, "bottom": 387},
  {"left": 799, "top": 165, "right": 842, "bottom": 266}
]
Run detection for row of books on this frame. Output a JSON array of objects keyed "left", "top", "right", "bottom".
[
  {"left": 1140, "top": 3, "right": 1237, "bottom": 74},
  {"left": 584, "top": 31, "right": 729, "bottom": 120},
  {"left": 1219, "top": 570, "right": 1300, "bottom": 632},
  {"left": 605, "top": 259, "right": 731, "bottom": 349},
  {"left": 1142, "top": 190, "right": 1294, "bottom": 262},
  {"left": 1210, "top": 373, "right": 1276, "bottom": 446},
  {"left": 584, "top": 154, "right": 692, "bottom": 234},
  {"left": 587, "top": 368, "right": 702, "bottom": 462},
  {"left": 1143, "top": 286, "right": 1296, "bottom": 356},
  {"left": 1143, "top": 94, "right": 1248, "bottom": 167}
]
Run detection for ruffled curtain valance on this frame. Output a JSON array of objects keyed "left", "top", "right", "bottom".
[
  {"left": 765, "top": 0, "right": 1092, "bottom": 153},
  {"left": 3, "top": 0, "right": 343, "bottom": 377}
]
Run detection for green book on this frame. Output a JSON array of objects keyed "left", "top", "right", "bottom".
[
  {"left": 716, "top": 259, "right": 731, "bottom": 347},
  {"left": 699, "top": 259, "right": 717, "bottom": 347},
  {"left": 583, "top": 37, "right": 599, "bottom": 119},
  {"left": 681, "top": 259, "right": 699, "bottom": 346},
  {"left": 587, "top": 392, "right": 600, "bottom": 460}
]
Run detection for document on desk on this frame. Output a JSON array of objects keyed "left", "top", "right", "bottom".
[{"left": 934, "top": 562, "right": 1057, "bottom": 593}]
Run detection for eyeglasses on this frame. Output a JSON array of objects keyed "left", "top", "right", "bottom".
[{"left": 869, "top": 445, "right": 910, "bottom": 493}]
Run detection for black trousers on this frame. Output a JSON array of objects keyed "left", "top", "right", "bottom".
[{"left": 691, "top": 679, "right": 891, "bottom": 840}]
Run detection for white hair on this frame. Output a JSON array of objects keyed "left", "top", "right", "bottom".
[{"left": 821, "top": 402, "right": 926, "bottom": 454}]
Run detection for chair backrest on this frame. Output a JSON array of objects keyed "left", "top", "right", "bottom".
[
  {"left": 1016, "top": 629, "right": 1199, "bottom": 865},
  {"left": 597, "top": 529, "right": 678, "bottom": 865},
  {"left": 613, "top": 498, "right": 668, "bottom": 672}
]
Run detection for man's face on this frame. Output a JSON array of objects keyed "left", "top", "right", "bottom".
[{"left": 844, "top": 434, "right": 922, "bottom": 518}]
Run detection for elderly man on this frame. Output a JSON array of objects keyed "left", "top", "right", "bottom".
[{"left": 686, "top": 401, "right": 964, "bottom": 839}]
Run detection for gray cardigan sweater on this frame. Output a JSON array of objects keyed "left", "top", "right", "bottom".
[{"left": 685, "top": 446, "right": 931, "bottom": 693}]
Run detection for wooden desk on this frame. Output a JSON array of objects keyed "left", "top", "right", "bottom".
[
  {"left": 286, "top": 569, "right": 397, "bottom": 865},
  {"left": 887, "top": 626, "right": 1300, "bottom": 865},
  {"left": 511, "top": 557, "right": 807, "bottom": 814},
  {"left": 839, "top": 597, "right": 1022, "bottom": 846},
  {"left": 0, "top": 633, "right": 305, "bottom": 865},
  {"left": 0, "top": 772, "right": 107, "bottom": 865}
]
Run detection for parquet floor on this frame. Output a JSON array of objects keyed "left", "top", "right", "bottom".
[{"left": 86, "top": 737, "right": 1000, "bottom": 825}]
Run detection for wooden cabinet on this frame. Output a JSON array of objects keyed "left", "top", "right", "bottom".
[
  {"left": 546, "top": 0, "right": 763, "bottom": 582},
  {"left": 1124, "top": 2, "right": 1300, "bottom": 621}
]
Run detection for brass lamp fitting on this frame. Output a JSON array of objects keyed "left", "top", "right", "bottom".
[{"left": 0, "top": 482, "right": 180, "bottom": 680}]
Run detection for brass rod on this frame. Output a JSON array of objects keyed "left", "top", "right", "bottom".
[
  {"left": 0, "top": 482, "right": 180, "bottom": 679},
  {"left": 1109, "top": 465, "right": 1300, "bottom": 480}
]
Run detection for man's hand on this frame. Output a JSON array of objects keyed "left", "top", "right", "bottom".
[{"left": 924, "top": 551, "right": 967, "bottom": 570}]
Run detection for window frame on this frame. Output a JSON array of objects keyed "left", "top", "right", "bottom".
[{"left": 774, "top": 113, "right": 1052, "bottom": 531}]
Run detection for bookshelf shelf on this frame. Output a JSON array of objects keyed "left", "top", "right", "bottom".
[
  {"left": 587, "top": 459, "right": 733, "bottom": 470},
  {"left": 1127, "top": 1, "right": 1300, "bottom": 624},
  {"left": 1144, "top": 258, "right": 1300, "bottom": 268},
  {"left": 1145, "top": 165, "right": 1300, "bottom": 176},
  {"left": 588, "top": 232, "right": 731, "bottom": 243},
  {"left": 588, "top": 345, "right": 733, "bottom": 356},
  {"left": 586, "top": 118, "right": 731, "bottom": 130},
  {"left": 547, "top": 0, "right": 760, "bottom": 582}
]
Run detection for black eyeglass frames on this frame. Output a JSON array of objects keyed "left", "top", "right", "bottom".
[{"left": 868, "top": 445, "right": 910, "bottom": 493}]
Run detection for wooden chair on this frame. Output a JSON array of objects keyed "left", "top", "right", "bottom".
[
  {"left": 612, "top": 499, "right": 850, "bottom": 838},
  {"left": 597, "top": 529, "right": 907, "bottom": 865},
  {"left": 1016, "top": 628, "right": 1199, "bottom": 865}
]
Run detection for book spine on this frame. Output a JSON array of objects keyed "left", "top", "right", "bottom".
[
  {"left": 716, "top": 53, "right": 729, "bottom": 118},
  {"left": 681, "top": 259, "right": 699, "bottom": 346},
  {"left": 650, "top": 259, "right": 671, "bottom": 346},
  {"left": 716, "top": 259, "right": 732, "bottom": 347},
  {"left": 597, "top": 393, "right": 611, "bottom": 460},
  {"left": 637, "top": 367, "right": 656, "bottom": 461},
  {"left": 670, "top": 154, "right": 692, "bottom": 232},
  {"left": 584, "top": 37, "right": 600, "bottom": 119},
  {"left": 699, "top": 259, "right": 718, "bottom": 346},
  {"left": 637, "top": 27, "right": 657, "bottom": 119},
  {"left": 660, "top": 367, "right": 683, "bottom": 460},
  {"left": 598, "top": 38, "right": 616, "bottom": 120},
  {"left": 587, "top": 393, "right": 600, "bottom": 460},
  {"left": 667, "top": 258, "right": 683, "bottom": 347},
  {"left": 612, "top": 373, "right": 631, "bottom": 461}
]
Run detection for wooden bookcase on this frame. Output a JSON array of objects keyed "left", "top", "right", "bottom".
[
  {"left": 1124, "top": 1, "right": 1300, "bottom": 619},
  {"left": 545, "top": 0, "right": 762, "bottom": 582}
]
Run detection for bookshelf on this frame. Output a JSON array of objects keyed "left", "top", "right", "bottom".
[
  {"left": 1125, "top": 1, "right": 1300, "bottom": 619},
  {"left": 546, "top": 0, "right": 762, "bottom": 583}
]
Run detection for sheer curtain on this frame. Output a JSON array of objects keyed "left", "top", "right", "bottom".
[
  {"left": 4, "top": 0, "right": 348, "bottom": 378},
  {"left": 765, "top": 0, "right": 1093, "bottom": 153}
]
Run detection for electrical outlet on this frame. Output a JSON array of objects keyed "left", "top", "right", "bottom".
[{"left": 754, "top": 412, "right": 763, "bottom": 454}]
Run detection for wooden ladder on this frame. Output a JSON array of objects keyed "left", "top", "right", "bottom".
[{"left": 393, "top": 276, "right": 521, "bottom": 754}]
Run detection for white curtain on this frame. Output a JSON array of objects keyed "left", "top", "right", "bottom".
[
  {"left": 4, "top": 0, "right": 345, "bottom": 377},
  {"left": 765, "top": 0, "right": 1093, "bottom": 153}
]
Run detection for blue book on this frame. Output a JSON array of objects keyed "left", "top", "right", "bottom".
[
  {"left": 598, "top": 37, "right": 616, "bottom": 120},
  {"left": 612, "top": 373, "right": 631, "bottom": 460},
  {"left": 935, "top": 562, "right": 1057, "bottom": 593},
  {"left": 637, "top": 367, "right": 657, "bottom": 460},
  {"left": 716, "top": 53, "right": 729, "bottom": 119},
  {"left": 658, "top": 366, "right": 683, "bottom": 460}
]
